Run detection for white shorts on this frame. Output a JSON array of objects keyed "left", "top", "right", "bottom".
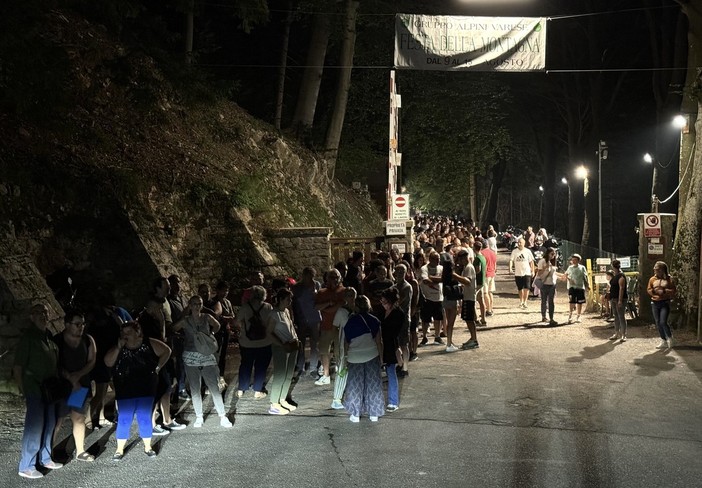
[{"left": 485, "top": 276, "right": 496, "bottom": 293}]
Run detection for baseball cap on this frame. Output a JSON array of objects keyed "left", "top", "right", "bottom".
[{"left": 571, "top": 253, "right": 582, "bottom": 260}]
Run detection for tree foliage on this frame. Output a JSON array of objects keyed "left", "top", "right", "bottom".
[{"left": 399, "top": 72, "right": 513, "bottom": 212}]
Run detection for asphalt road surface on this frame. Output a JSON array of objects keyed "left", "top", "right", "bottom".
[{"left": 2, "top": 250, "right": 701, "bottom": 487}]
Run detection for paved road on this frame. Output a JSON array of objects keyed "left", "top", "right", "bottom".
[{"left": 1, "top": 250, "right": 701, "bottom": 487}]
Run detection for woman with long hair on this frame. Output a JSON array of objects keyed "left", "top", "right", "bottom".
[
  {"left": 343, "top": 296, "right": 384, "bottom": 423},
  {"left": 608, "top": 260, "right": 628, "bottom": 342},
  {"left": 267, "top": 288, "right": 299, "bottom": 415},
  {"left": 536, "top": 247, "right": 558, "bottom": 326},
  {"left": 647, "top": 261, "right": 676, "bottom": 349},
  {"left": 380, "top": 288, "right": 404, "bottom": 411}
]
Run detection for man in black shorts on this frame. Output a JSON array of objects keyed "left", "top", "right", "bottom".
[{"left": 419, "top": 251, "right": 445, "bottom": 346}]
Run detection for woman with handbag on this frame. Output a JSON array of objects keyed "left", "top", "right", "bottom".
[
  {"left": 173, "top": 296, "right": 232, "bottom": 428},
  {"left": 267, "top": 288, "right": 299, "bottom": 415},
  {"left": 537, "top": 248, "right": 559, "bottom": 326},
  {"left": 343, "top": 295, "right": 384, "bottom": 423},
  {"left": 104, "top": 321, "right": 171, "bottom": 460}
]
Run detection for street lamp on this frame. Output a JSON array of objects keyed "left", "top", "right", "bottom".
[{"left": 597, "top": 140, "right": 608, "bottom": 253}]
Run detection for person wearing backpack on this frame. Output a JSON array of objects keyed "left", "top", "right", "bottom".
[{"left": 235, "top": 285, "right": 273, "bottom": 399}]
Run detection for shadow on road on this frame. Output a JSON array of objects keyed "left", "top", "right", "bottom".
[
  {"left": 565, "top": 341, "right": 619, "bottom": 363},
  {"left": 632, "top": 350, "right": 676, "bottom": 376}
]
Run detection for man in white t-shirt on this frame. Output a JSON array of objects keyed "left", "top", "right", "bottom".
[
  {"left": 509, "top": 238, "right": 535, "bottom": 309},
  {"left": 419, "top": 251, "right": 444, "bottom": 346}
]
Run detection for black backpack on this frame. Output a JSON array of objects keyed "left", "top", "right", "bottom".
[{"left": 246, "top": 302, "right": 267, "bottom": 341}]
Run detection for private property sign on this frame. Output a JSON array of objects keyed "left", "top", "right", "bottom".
[
  {"left": 391, "top": 194, "right": 410, "bottom": 220},
  {"left": 385, "top": 220, "right": 407, "bottom": 236},
  {"left": 394, "top": 15, "right": 547, "bottom": 71}
]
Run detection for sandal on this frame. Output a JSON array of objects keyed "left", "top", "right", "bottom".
[{"left": 76, "top": 452, "right": 94, "bottom": 462}]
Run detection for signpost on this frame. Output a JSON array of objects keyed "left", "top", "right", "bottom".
[
  {"left": 391, "top": 194, "right": 410, "bottom": 220},
  {"left": 385, "top": 220, "right": 407, "bottom": 236},
  {"left": 643, "top": 213, "right": 661, "bottom": 237}
]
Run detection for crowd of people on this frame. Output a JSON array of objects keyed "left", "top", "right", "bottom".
[{"left": 11, "top": 214, "right": 678, "bottom": 479}]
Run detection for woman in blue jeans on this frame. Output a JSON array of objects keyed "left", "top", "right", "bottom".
[
  {"left": 235, "top": 285, "right": 273, "bottom": 399},
  {"left": 647, "top": 261, "right": 676, "bottom": 349},
  {"left": 537, "top": 248, "right": 558, "bottom": 326},
  {"left": 380, "top": 288, "right": 405, "bottom": 412}
]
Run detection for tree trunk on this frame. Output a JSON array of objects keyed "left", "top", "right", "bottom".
[
  {"left": 483, "top": 160, "right": 506, "bottom": 230},
  {"left": 274, "top": 1, "right": 294, "bottom": 131},
  {"left": 672, "top": 0, "right": 702, "bottom": 320},
  {"left": 323, "top": 0, "right": 359, "bottom": 175},
  {"left": 184, "top": 0, "right": 194, "bottom": 65},
  {"left": 291, "top": 9, "right": 331, "bottom": 140}
]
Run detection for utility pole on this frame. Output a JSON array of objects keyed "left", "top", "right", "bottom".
[{"left": 598, "top": 140, "right": 608, "bottom": 253}]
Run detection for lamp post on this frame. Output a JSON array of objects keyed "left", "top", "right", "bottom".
[
  {"left": 538, "top": 185, "right": 544, "bottom": 225},
  {"left": 643, "top": 152, "right": 660, "bottom": 212},
  {"left": 597, "top": 140, "right": 608, "bottom": 253}
]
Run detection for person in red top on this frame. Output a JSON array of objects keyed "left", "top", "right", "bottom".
[
  {"left": 314, "top": 269, "right": 346, "bottom": 385},
  {"left": 480, "top": 242, "right": 497, "bottom": 316}
]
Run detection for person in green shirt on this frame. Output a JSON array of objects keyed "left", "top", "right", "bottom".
[{"left": 13, "top": 303, "right": 63, "bottom": 479}]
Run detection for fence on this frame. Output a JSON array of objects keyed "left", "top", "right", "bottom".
[
  {"left": 330, "top": 237, "right": 383, "bottom": 264},
  {"left": 556, "top": 239, "right": 640, "bottom": 313}
]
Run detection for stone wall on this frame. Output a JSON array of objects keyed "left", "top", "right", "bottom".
[
  {"left": 265, "top": 227, "right": 333, "bottom": 277},
  {"left": 0, "top": 240, "right": 63, "bottom": 392}
]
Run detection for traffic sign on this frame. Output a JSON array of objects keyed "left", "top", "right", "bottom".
[
  {"left": 391, "top": 194, "right": 410, "bottom": 220},
  {"left": 643, "top": 213, "right": 661, "bottom": 237}
]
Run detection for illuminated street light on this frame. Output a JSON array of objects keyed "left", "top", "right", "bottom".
[
  {"left": 672, "top": 115, "right": 687, "bottom": 129},
  {"left": 643, "top": 153, "right": 653, "bottom": 164},
  {"left": 561, "top": 177, "right": 568, "bottom": 185},
  {"left": 538, "top": 185, "right": 544, "bottom": 192},
  {"left": 575, "top": 166, "right": 588, "bottom": 179}
]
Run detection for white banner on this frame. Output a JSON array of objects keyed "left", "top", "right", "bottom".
[{"left": 394, "top": 14, "right": 547, "bottom": 72}]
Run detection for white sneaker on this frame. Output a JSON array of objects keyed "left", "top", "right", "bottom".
[
  {"left": 667, "top": 338, "right": 674, "bottom": 348},
  {"left": 656, "top": 340, "right": 668, "bottom": 349},
  {"left": 575, "top": 315, "right": 582, "bottom": 323},
  {"left": 193, "top": 417, "right": 204, "bottom": 428},
  {"left": 314, "top": 375, "right": 330, "bottom": 386},
  {"left": 621, "top": 336, "right": 627, "bottom": 342},
  {"left": 445, "top": 345, "right": 459, "bottom": 353},
  {"left": 349, "top": 414, "right": 360, "bottom": 423},
  {"left": 18, "top": 469, "right": 43, "bottom": 479},
  {"left": 369, "top": 416, "right": 379, "bottom": 422},
  {"left": 567, "top": 312, "right": 573, "bottom": 323},
  {"left": 331, "top": 399, "right": 344, "bottom": 410},
  {"left": 220, "top": 416, "right": 232, "bottom": 428},
  {"left": 609, "top": 334, "right": 618, "bottom": 340}
]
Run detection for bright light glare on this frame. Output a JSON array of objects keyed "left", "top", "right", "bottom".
[
  {"left": 643, "top": 153, "right": 653, "bottom": 164},
  {"left": 538, "top": 185, "right": 544, "bottom": 192},
  {"left": 672, "top": 115, "right": 687, "bottom": 129},
  {"left": 561, "top": 177, "right": 568, "bottom": 185},
  {"left": 575, "top": 166, "right": 588, "bottom": 179}
]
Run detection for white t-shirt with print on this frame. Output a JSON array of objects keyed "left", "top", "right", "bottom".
[{"left": 510, "top": 248, "right": 535, "bottom": 277}]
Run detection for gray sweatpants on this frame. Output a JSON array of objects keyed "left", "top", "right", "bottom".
[{"left": 184, "top": 364, "right": 225, "bottom": 418}]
